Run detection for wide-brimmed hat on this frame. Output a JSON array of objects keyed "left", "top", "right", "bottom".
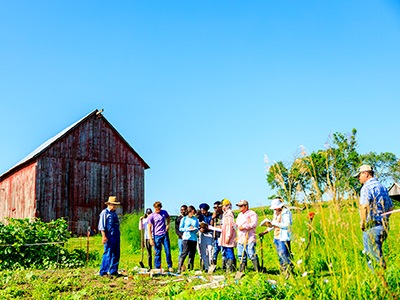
[
  {"left": 105, "top": 196, "right": 121, "bottom": 205},
  {"left": 352, "top": 164, "right": 373, "bottom": 178},
  {"left": 270, "top": 198, "right": 284, "bottom": 210}
]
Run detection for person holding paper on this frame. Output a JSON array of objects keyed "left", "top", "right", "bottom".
[
  {"left": 198, "top": 203, "right": 213, "bottom": 271},
  {"left": 220, "top": 199, "right": 237, "bottom": 272},
  {"left": 177, "top": 205, "right": 199, "bottom": 272},
  {"left": 210, "top": 201, "right": 225, "bottom": 269},
  {"left": 260, "top": 197, "right": 293, "bottom": 277},
  {"left": 235, "top": 200, "right": 259, "bottom": 272}
]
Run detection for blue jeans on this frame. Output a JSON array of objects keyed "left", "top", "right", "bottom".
[
  {"left": 274, "top": 239, "right": 292, "bottom": 267},
  {"left": 154, "top": 233, "right": 173, "bottom": 269},
  {"left": 223, "top": 247, "right": 235, "bottom": 260},
  {"left": 178, "top": 238, "right": 183, "bottom": 259},
  {"left": 237, "top": 242, "right": 257, "bottom": 264},
  {"left": 99, "top": 234, "right": 120, "bottom": 275},
  {"left": 213, "top": 239, "right": 225, "bottom": 261},
  {"left": 363, "top": 225, "right": 388, "bottom": 270}
]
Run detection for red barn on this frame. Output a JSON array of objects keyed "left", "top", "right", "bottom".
[{"left": 0, "top": 109, "right": 149, "bottom": 235}]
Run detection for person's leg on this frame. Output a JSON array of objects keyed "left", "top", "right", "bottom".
[
  {"left": 162, "top": 233, "right": 173, "bottom": 269},
  {"left": 206, "top": 236, "right": 214, "bottom": 269},
  {"left": 280, "top": 241, "right": 292, "bottom": 267},
  {"left": 177, "top": 240, "right": 190, "bottom": 273},
  {"left": 213, "top": 239, "right": 220, "bottom": 261},
  {"left": 178, "top": 238, "right": 183, "bottom": 259},
  {"left": 246, "top": 242, "right": 259, "bottom": 272},
  {"left": 237, "top": 242, "right": 245, "bottom": 271},
  {"left": 274, "top": 239, "right": 284, "bottom": 269},
  {"left": 363, "top": 226, "right": 387, "bottom": 270},
  {"left": 153, "top": 235, "right": 162, "bottom": 269},
  {"left": 188, "top": 240, "right": 197, "bottom": 270},
  {"left": 200, "top": 235, "right": 212, "bottom": 270},
  {"left": 99, "top": 238, "right": 112, "bottom": 276},
  {"left": 224, "top": 247, "right": 235, "bottom": 272},
  {"left": 374, "top": 226, "right": 388, "bottom": 268},
  {"left": 145, "top": 239, "right": 153, "bottom": 269},
  {"left": 109, "top": 235, "right": 120, "bottom": 275}
]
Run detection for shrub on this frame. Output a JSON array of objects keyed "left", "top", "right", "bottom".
[{"left": 0, "top": 218, "right": 90, "bottom": 269}]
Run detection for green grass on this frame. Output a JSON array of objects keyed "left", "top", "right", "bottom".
[{"left": 1, "top": 204, "right": 399, "bottom": 299}]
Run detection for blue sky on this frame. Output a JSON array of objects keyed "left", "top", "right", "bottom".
[{"left": 1, "top": 1, "right": 400, "bottom": 214}]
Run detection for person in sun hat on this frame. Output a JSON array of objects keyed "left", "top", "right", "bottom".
[
  {"left": 220, "top": 199, "right": 237, "bottom": 272},
  {"left": 353, "top": 164, "right": 393, "bottom": 271},
  {"left": 139, "top": 208, "right": 154, "bottom": 269},
  {"left": 98, "top": 196, "right": 121, "bottom": 277},
  {"left": 259, "top": 197, "right": 293, "bottom": 278},
  {"left": 235, "top": 199, "right": 259, "bottom": 273}
]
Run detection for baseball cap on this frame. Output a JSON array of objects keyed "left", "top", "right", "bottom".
[
  {"left": 236, "top": 200, "right": 248, "bottom": 207},
  {"left": 145, "top": 208, "right": 153, "bottom": 214},
  {"left": 352, "top": 165, "right": 373, "bottom": 178}
]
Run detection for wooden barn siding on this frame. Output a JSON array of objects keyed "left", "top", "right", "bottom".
[
  {"left": 0, "top": 162, "right": 36, "bottom": 222},
  {"left": 36, "top": 115, "right": 145, "bottom": 234}
]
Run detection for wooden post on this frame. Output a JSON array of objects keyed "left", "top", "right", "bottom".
[{"left": 87, "top": 227, "right": 90, "bottom": 265}]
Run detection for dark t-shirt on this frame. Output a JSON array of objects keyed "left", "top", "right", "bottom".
[
  {"left": 212, "top": 212, "right": 223, "bottom": 239},
  {"left": 175, "top": 215, "right": 184, "bottom": 239}
]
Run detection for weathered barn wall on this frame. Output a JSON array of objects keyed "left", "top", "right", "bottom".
[
  {"left": 35, "top": 114, "right": 146, "bottom": 234},
  {"left": 0, "top": 162, "right": 36, "bottom": 222}
]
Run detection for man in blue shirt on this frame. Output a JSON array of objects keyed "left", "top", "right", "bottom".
[
  {"left": 98, "top": 196, "right": 121, "bottom": 276},
  {"left": 354, "top": 165, "right": 393, "bottom": 270}
]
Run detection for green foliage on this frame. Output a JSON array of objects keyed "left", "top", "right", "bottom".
[
  {"left": 362, "top": 151, "right": 400, "bottom": 184},
  {"left": 120, "top": 212, "right": 179, "bottom": 255},
  {"left": 0, "top": 218, "right": 90, "bottom": 269},
  {"left": 120, "top": 213, "right": 142, "bottom": 254},
  {"left": 266, "top": 129, "right": 400, "bottom": 203}
]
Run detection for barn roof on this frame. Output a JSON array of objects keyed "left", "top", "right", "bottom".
[{"left": 0, "top": 109, "right": 150, "bottom": 180}]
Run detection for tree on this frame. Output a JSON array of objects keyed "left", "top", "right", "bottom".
[
  {"left": 266, "top": 128, "right": 399, "bottom": 203},
  {"left": 362, "top": 152, "right": 400, "bottom": 185},
  {"left": 325, "top": 128, "right": 362, "bottom": 201},
  {"left": 266, "top": 159, "right": 307, "bottom": 205}
]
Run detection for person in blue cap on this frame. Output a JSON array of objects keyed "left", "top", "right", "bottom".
[
  {"left": 98, "top": 196, "right": 121, "bottom": 277},
  {"left": 198, "top": 203, "right": 213, "bottom": 271}
]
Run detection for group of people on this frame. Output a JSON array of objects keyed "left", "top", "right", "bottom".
[
  {"left": 137, "top": 198, "right": 293, "bottom": 275},
  {"left": 98, "top": 164, "right": 394, "bottom": 277}
]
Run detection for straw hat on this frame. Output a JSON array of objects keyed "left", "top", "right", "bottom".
[{"left": 105, "top": 196, "right": 121, "bottom": 205}]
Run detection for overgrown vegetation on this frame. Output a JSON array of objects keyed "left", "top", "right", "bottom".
[{"left": 0, "top": 218, "right": 92, "bottom": 269}]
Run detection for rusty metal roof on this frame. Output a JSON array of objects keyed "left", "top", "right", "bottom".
[{"left": 0, "top": 109, "right": 149, "bottom": 180}]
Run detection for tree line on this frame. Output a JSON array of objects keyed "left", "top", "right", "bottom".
[{"left": 266, "top": 129, "right": 400, "bottom": 205}]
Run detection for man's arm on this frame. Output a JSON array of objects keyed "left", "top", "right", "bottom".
[
  {"left": 360, "top": 204, "right": 368, "bottom": 231},
  {"left": 148, "top": 223, "right": 154, "bottom": 246},
  {"left": 166, "top": 216, "right": 171, "bottom": 232}
]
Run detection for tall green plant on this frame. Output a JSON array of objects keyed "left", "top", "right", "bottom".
[{"left": 0, "top": 218, "right": 88, "bottom": 269}]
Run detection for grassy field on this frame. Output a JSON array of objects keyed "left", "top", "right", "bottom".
[{"left": 1, "top": 202, "right": 399, "bottom": 299}]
